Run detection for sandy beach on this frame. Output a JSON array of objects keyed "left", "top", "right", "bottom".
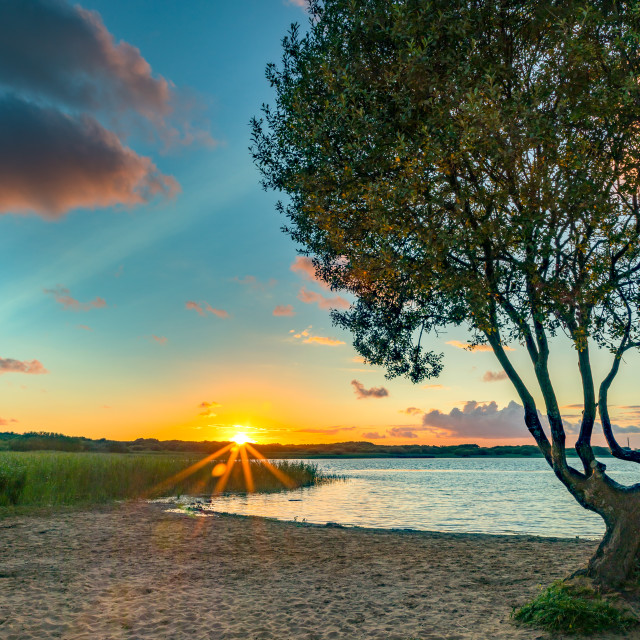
[{"left": 0, "top": 502, "right": 631, "bottom": 640}]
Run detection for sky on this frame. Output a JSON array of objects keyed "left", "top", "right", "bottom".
[{"left": 1, "top": 0, "right": 640, "bottom": 447}]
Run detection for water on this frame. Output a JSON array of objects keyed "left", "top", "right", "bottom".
[{"left": 195, "top": 457, "right": 640, "bottom": 539}]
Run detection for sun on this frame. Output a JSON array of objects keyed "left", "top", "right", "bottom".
[{"left": 231, "top": 432, "right": 251, "bottom": 445}]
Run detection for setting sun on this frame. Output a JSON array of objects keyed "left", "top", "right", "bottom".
[{"left": 231, "top": 433, "right": 251, "bottom": 445}]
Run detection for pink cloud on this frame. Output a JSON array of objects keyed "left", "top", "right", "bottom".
[
  {"left": 400, "top": 407, "right": 423, "bottom": 415},
  {"left": 387, "top": 427, "right": 419, "bottom": 439},
  {"left": 77, "top": 324, "right": 92, "bottom": 331},
  {"left": 298, "top": 286, "right": 349, "bottom": 311},
  {"left": 273, "top": 304, "right": 295, "bottom": 317},
  {"left": 285, "top": 0, "right": 308, "bottom": 8},
  {"left": 483, "top": 370, "right": 508, "bottom": 382},
  {"left": 291, "top": 256, "right": 329, "bottom": 289},
  {"left": 0, "top": 357, "right": 48, "bottom": 376},
  {"left": 186, "top": 301, "right": 204, "bottom": 316},
  {"left": 44, "top": 285, "right": 106, "bottom": 311},
  {"left": 203, "top": 303, "right": 229, "bottom": 319},
  {"left": 351, "top": 379, "right": 389, "bottom": 399},
  {"left": 152, "top": 335, "right": 167, "bottom": 345},
  {"left": 0, "top": 417, "right": 18, "bottom": 426}
]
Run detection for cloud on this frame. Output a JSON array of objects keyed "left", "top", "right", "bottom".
[
  {"left": 0, "top": 0, "right": 219, "bottom": 217},
  {"left": 0, "top": 97, "right": 179, "bottom": 217},
  {"left": 199, "top": 400, "right": 221, "bottom": 417},
  {"left": 285, "top": 0, "right": 308, "bottom": 8},
  {"left": 44, "top": 285, "right": 106, "bottom": 311},
  {"left": 294, "top": 426, "right": 357, "bottom": 435},
  {"left": 0, "top": 357, "right": 48, "bottom": 376},
  {"left": 298, "top": 286, "right": 350, "bottom": 311},
  {"left": 77, "top": 324, "right": 92, "bottom": 331},
  {"left": 204, "top": 303, "right": 229, "bottom": 319},
  {"left": 351, "top": 379, "right": 389, "bottom": 399},
  {"left": 304, "top": 336, "right": 345, "bottom": 346},
  {"left": 422, "top": 384, "right": 449, "bottom": 390},
  {"left": 362, "top": 431, "right": 386, "bottom": 439},
  {"left": 352, "top": 356, "right": 365, "bottom": 363},
  {"left": 186, "top": 301, "right": 205, "bottom": 316},
  {"left": 291, "top": 256, "right": 329, "bottom": 289},
  {"left": 234, "top": 275, "right": 277, "bottom": 290},
  {"left": 152, "top": 335, "right": 167, "bottom": 345},
  {"left": 273, "top": 304, "right": 295, "bottom": 317},
  {"left": 421, "top": 400, "right": 528, "bottom": 438},
  {"left": 387, "top": 427, "right": 419, "bottom": 438},
  {"left": 483, "top": 370, "right": 508, "bottom": 382},
  {"left": 446, "top": 340, "right": 514, "bottom": 352},
  {"left": 0, "top": 417, "right": 18, "bottom": 426},
  {"left": 400, "top": 407, "right": 424, "bottom": 415},
  {"left": 186, "top": 301, "right": 228, "bottom": 318}
]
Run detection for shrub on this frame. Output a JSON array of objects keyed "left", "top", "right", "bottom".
[{"left": 0, "top": 457, "right": 27, "bottom": 505}]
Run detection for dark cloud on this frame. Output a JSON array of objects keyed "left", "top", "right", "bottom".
[
  {"left": 294, "top": 427, "right": 357, "bottom": 435},
  {"left": 387, "top": 427, "right": 419, "bottom": 438},
  {"left": 400, "top": 407, "right": 423, "bottom": 415},
  {"left": 351, "top": 379, "right": 389, "bottom": 399},
  {"left": 422, "top": 400, "right": 528, "bottom": 439},
  {"left": 483, "top": 370, "right": 508, "bottom": 382},
  {"left": 0, "top": 96, "right": 178, "bottom": 216},
  {"left": 44, "top": 284, "right": 106, "bottom": 311},
  {"left": 362, "top": 431, "right": 386, "bottom": 439},
  {"left": 0, "top": 357, "right": 48, "bottom": 376},
  {"left": 0, "top": 0, "right": 216, "bottom": 217}
]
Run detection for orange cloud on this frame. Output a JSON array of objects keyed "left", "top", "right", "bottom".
[
  {"left": 0, "top": 357, "right": 48, "bottom": 376},
  {"left": 199, "top": 400, "right": 222, "bottom": 417},
  {"left": 44, "top": 285, "right": 106, "bottom": 311},
  {"left": 0, "top": 417, "right": 18, "bottom": 426},
  {"left": 273, "top": 304, "right": 295, "bottom": 317},
  {"left": 186, "top": 301, "right": 228, "bottom": 318},
  {"left": 303, "top": 336, "right": 345, "bottom": 346},
  {"left": 446, "top": 340, "right": 514, "bottom": 352},
  {"left": 77, "top": 325, "right": 92, "bottom": 331},
  {"left": 291, "top": 256, "right": 328, "bottom": 289},
  {"left": 152, "top": 335, "right": 168, "bottom": 345},
  {"left": 422, "top": 384, "right": 449, "bottom": 390},
  {"left": 400, "top": 407, "right": 423, "bottom": 415},
  {"left": 186, "top": 301, "right": 204, "bottom": 316},
  {"left": 204, "top": 303, "right": 229, "bottom": 319}
]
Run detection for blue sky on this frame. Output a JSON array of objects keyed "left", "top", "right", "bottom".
[{"left": 1, "top": 0, "right": 640, "bottom": 446}]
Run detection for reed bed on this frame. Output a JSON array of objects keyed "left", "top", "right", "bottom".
[{"left": 0, "top": 451, "right": 336, "bottom": 507}]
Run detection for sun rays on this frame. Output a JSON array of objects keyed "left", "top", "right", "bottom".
[{"left": 149, "top": 437, "right": 295, "bottom": 500}]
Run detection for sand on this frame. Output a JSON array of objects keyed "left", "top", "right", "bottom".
[{"left": 0, "top": 502, "right": 632, "bottom": 640}]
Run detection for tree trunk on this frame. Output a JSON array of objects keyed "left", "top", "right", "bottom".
[
  {"left": 569, "top": 471, "right": 640, "bottom": 589},
  {"left": 586, "top": 510, "right": 640, "bottom": 589}
]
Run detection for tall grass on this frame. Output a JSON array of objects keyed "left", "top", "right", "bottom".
[{"left": 0, "top": 451, "right": 337, "bottom": 507}]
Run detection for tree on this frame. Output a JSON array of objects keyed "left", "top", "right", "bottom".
[{"left": 252, "top": 0, "right": 640, "bottom": 589}]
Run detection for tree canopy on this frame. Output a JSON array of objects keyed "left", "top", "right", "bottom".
[{"left": 252, "top": 0, "right": 640, "bottom": 587}]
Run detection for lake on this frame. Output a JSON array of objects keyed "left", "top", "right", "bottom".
[{"left": 199, "top": 457, "right": 640, "bottom": 539}]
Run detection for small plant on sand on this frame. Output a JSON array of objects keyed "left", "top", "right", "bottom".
[{"left": 513, "top": 580, "right": 638, "bottom": 635}]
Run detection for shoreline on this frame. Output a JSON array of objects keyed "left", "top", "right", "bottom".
[{"left": 1, "top": 501, "right": 621, "bottom": 640}]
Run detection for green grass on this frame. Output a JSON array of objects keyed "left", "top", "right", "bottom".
[
  {"left": 0, "top": 451, "right": 338, "bottom": 507},
  {"left": 513, "top": 580, "right": 638, "bottom": 635}
]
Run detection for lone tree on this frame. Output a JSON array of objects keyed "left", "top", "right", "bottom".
[{"left": 252, "top": 0, "right": 640, "bottom": 588}]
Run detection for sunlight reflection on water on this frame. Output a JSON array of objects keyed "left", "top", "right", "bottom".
[{"left": 185, "top": 457, "right": 640, "bottom": 539}]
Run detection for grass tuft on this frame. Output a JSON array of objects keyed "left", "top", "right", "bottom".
[
  {"left": 0, "top": 451, "right": 340, "bottom": 507},
  {"left": 513, "top": 580, "right": 638, "bottom": 635}
]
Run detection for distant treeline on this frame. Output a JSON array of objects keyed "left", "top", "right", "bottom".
[{"left": 0, "top": 431, "right": 614, "bottom": 458}]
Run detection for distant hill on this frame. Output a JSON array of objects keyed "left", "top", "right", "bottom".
[{"left": 0, "top": 431, "right": 615, "bottom": 458}]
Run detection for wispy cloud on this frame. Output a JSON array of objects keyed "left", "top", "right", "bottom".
[
  {"left": 483, "top": 370, "right": 508, "bottom": 382},
  {"left": 446, "top": 340, "right": 514, "bottom": 352},
  {"left": 77, "top": 324, "right": 92, "bottom": 331},
  {"left": 285, "top": 0, "right": 308, "bottom": 9},
  {"left": 273, "top": 304, "right": 295, "bottom": 317},
  {"left": 44, "top": 285, "right": 106, "bottom": 311},
  {"left": 294, "top": 426, "right": 357, "bottom": 435},
  {"left": 387, "top": 427, "right": 419, "bottom": 439},
  {"left": 151, "top": 335, "right": 167, "bottom": 345},
  {"left": 422, "top": 384, "right": 449, "bottom": 390},
  {"left": 186, "top": 301, "right": 228, "bottom": 318},
  {"left": 0, "top": 417, "right": 18, "bottom": 426},
  {"left": 234, "top": 275, "right": 277, "bottom": 290},
  {"left": 351, "top": 379, "right": 389, "bottom": 399},
  {"left": 0, "top": 357, "right": 48, "bottom": 376}
]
